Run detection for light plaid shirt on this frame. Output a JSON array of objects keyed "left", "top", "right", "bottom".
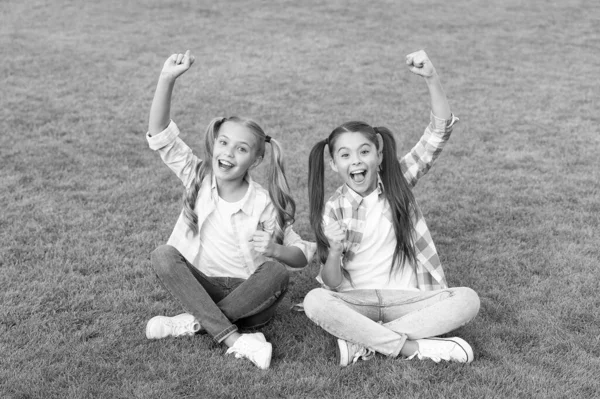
[
  {"left": 321, "top": 112, "right": 459, "bottom": 291},
  {"left": 147, "top": 120, "right": 315, "bottom": 277}
]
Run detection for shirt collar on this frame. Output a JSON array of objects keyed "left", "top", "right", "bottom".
[
  {"left": 340, "top": 174, "right": 385, "bottom": 211},
  {"left": 210, "top": 173, "right": 256, "bottom": 216}
]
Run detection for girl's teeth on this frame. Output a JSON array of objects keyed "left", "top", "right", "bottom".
[{"left": 219, "top": 160, "right": 233, "bottom": 169}]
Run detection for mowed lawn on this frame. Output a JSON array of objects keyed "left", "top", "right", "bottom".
[{"left": 1, "top": 0, "right": 599, "bottom": 398}]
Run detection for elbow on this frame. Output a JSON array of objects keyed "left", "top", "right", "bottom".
[{"left": 288, "top": 253, "right": 308, "bottom": 269}]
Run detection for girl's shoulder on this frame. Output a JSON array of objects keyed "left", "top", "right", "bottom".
[
  {"left": 323, "top": 185, "right": 349, "bottom": 218},
  {"left": 248, "top": 178, "right": 270, "bottom": 198},
  {"left": 325, "top": 185, "right": 346, "bottom": 205},
  {"left": 247, "top": 178, "right": 272, "bottom": 210}
]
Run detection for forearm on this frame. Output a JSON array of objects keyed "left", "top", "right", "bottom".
[
  {"left": 271, "top": 244, "right": 308, "bottom": 269},
  {"left": 148, "top": 75, "right": 177, "bottom": 136},
  {"left": 424, "top": 73, "right": 451, "bottom": 120},
  {"left": 321, "top": 248, "right": 344, "bottom": 288}
]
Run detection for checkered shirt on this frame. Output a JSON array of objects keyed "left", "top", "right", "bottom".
[{"left": 322, "top": 112, "right": 459, "bottom": 291}]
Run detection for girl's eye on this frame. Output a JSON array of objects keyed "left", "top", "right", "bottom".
[
  {"left": 361, "top": 150, "right": 370, "bottom": 155},
  {"left": 340, "top": 153, "right": 349, "bottom": 158},
  {"left": 238, "top": 147, "right": 248, "bottom": 153},
  {"left": 218, "top": 140, "right": 227, "bottom": 146}
]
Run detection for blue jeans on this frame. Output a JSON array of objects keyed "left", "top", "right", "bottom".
[
  {"left": 303, "top": 287, "right": 480, "bottom": 357},
  {"left": 151, "top": 245, "right": 289, "bottom": 342}
]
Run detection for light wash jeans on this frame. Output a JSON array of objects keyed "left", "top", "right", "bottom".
[
  {"left": 303, "top": 287, "right": 480, "bottom": 357},
  {"left": 151, "top": 245, "right": 289, "bottom": 342}
]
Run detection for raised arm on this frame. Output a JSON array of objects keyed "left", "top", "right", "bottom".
[
  {"left": 400, "top": 51, "right": 457, "bottom": 187},
  {"left": 406, "top": 50, "right": 451, "bottom": 120},
  {"left": 148, "top": 50, "right": 195, "bottom": 136}
]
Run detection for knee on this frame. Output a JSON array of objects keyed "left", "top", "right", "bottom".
[
  {"left": 303, "top": 288, "right": 329, "bottom": 320},
  {"left": 454, "top": 287, "right": 481, "bottom": 319},
  {"left": 150, "top": 244, "right": 179, "bottom": 276},
  {"left": 261, "top": 261, "right": 290, "bottom": 289}
]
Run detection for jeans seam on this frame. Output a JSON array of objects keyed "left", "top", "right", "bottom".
[
  {"left": 376, "top": 290, "right": 383, "bottom": 322},
  {"left": 384, "top": 290, "right": 459, "bottom": 328}
]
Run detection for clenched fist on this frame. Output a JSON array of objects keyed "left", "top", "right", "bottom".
[
  {"left": 324, "top": 221, "right": 347, "bottom": 253},
  {"left": 160, "top": 50, "right": 196, "bottom": 80},
  {"left": 406, "top": 50, "right": 437, "bottom": 78}
]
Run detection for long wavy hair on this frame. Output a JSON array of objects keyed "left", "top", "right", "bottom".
[
  {"left": 308, "top": 121, "right": 417, "bottom": 276},
  {"left": 182, "top": 116, "right": 295, "bottom": 244}
]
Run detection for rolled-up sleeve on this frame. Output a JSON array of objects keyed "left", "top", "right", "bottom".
[
  {"left": 283, "top": 225, "right": 316, "bottom": 266},
  {"left": 146, "top": 120, "right": 202, "bottom": 188},
  {"left": 401, "top": 112, "right": 459, "bottom": 188},
  {"left": 147, "top": 120, "right": 181, "bottom": 150}
]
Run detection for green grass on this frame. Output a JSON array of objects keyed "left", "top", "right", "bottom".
[{"left": 1, "top": 0, "right": 599, "bottom": 398}]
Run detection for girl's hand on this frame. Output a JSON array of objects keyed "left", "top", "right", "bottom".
[
  {"left": 161, "top": 50, "right": 195, "bottom": 81},
  {"left": 324, "top": 221, "right": 346, "bottom": 253},
  {"left": 406, "top": 50, "right": 437, "bottom": 78},
  {"left": 251, "top": 230, "right": 277, "bottom": 258}
]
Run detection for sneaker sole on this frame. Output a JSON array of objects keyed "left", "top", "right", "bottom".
[
  {"left": 257, "top": 342, "right": 273, "bottom": 370},
  {"left": 145, "top": 317, "right": 161, "bottom": 339},
  {"left": 145, "top": 315, "right": 201, "bottom": 340},
  {"left": 429, "top": 337, "right": 474, "bottom": 363},
  {"left": 336, "top": 339, "right": 349, "bottom": 367}
]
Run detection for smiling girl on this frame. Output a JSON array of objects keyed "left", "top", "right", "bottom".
[
  {"left": 144, "top": 51, "right": 314, "bottom": 370},
  {"left": 304, "top": 50, "right": 480, "bottom": 367}
]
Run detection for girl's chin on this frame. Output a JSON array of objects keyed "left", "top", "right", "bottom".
[{"left": 347, "top": 181, "right": 376, "bottom": 196}]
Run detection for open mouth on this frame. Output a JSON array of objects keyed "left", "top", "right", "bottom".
[
  {"left": 350, "top": 170, "right": 366, "bottom": 183},
  {"left": 218, "top": 159, "right": 234, "bottom": 171}
]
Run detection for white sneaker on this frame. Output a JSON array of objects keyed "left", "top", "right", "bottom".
[
  {"left": 409, "top": 337, "right": 474, "bottom": 363},
  {"left": 336, "top": 339, "right": 374, "bottom": 367},
  {"left": 226, "top": 333, "right": 272, "bottom": 370},
  {"left": 145, "top": 313, "right": 201, "bottom": 339}
]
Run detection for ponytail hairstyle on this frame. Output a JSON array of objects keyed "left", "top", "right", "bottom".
[
  {"left": 373, "top": 125, "right": 418, "bottom": 274},
  {"left": 182, "top": 116, "right": 295, "bottom": 243},
  {"left": 265, "top": 136, "right": 296, "bottom": 244},
  {"left": 308, "top": 122, "right": 417, "bottom": 275},
  {"left": 182, "top": 116, "right": 224, "bottom": 236},
  {"left": 308, "top": 138, "right": 330, "bottom": 266}
]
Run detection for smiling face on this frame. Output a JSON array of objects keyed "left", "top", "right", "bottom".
[
  {"left": 211, "top": 121, "right": 262, "bottom": 184},
  {"left": 330, "top": 131, "right": 382, "bottom": 197}
]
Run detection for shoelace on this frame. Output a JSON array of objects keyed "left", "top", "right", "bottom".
[
  {"left": 351, "top": 347, "right": 375, "bottom": 364},
  {"left": 168, "top": 320, "right": 197, "bottom": 337},
  {"left": 226, "top": 344, "right": 263, "bottom": 359},
  {"left": 226, "top": 340, "right": 252, "bottom": 357}
]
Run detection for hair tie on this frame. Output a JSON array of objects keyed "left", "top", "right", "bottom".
[
  {"left": 324, "top": 137, "right": 329, "bottom": 146},
  {"left": 265, "top": 135, "right": 271, "bottom": 143}
]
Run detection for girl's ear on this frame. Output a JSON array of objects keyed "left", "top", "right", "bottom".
[
  {"left": 329, "top": 158, "right": 338, "bottom": 173},
  {"left": 376, "top": 133, "right": 384, "bottom": 167}
]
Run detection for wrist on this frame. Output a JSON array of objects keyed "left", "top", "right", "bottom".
[
  {"left": 270, "top": 243, "right": 282, "bottom": 259},
  {"left": 158, "top": 72, "right": 177, "bottom": 85},
  {"left": 424, "top": 71, "right": 441, "bottom": 85},
  {"left": 328, "top": 245, "right": 344, "bottom": 256}
]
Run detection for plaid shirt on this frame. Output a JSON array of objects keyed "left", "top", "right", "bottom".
[
  {"left": 147, "top": 120, "right": 315, "bottom": 277},
  {"left": 321, "top": 112, "right": 459, "bottom": 291}
]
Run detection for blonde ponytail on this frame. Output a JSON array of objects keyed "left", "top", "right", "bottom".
[
  {"left": 180, "top": 116, "right": 294, "bottom": 242},
  {"left": 266, "top": 137, "right": 296, "bottom": 244},
  {"left": 181, "top": 117, "right": 224, "bottom": 235}
]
